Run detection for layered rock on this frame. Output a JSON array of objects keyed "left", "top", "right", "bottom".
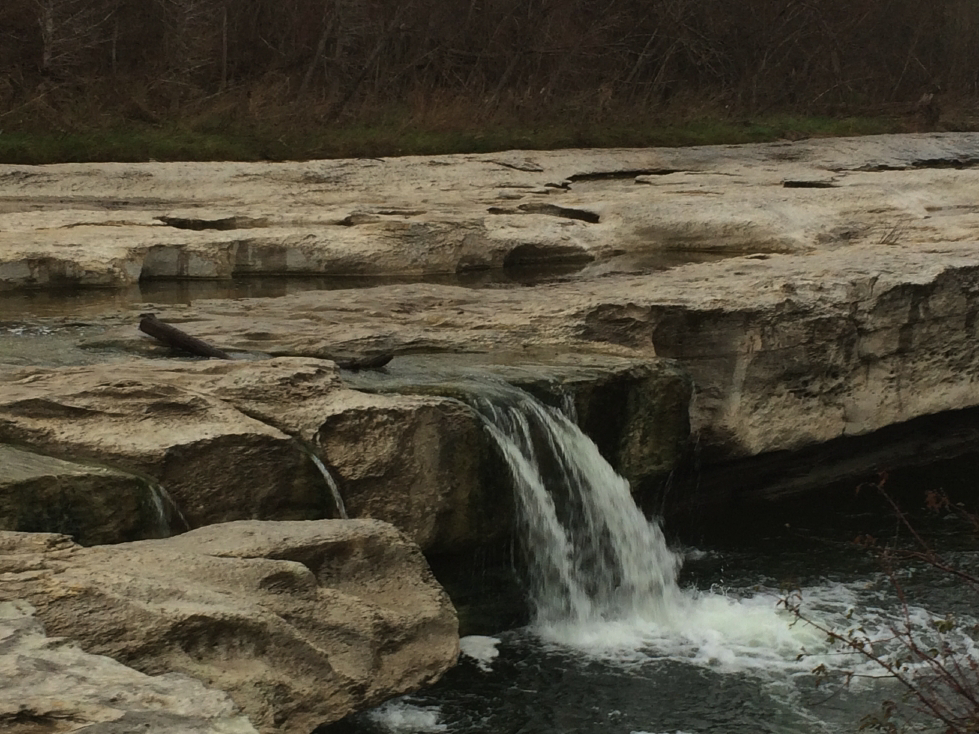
[
  {"left": 0, "top": 360, "right": 332, "bottom": 529},
  {"left": 71, "top": 235, "right": 978, "bottom": 464},
  {"left": 3, "top": 134, "right": 979, "bottom": 290},
  {"left": 0, "top": 520, "right": 459, "bottom": 733},
  {"left": 5, "top": 133, "right": 979, "bottom": 501},
  {"left": 0, "top": 599, "right": 258, "bottom": 734},
  {"left": 0, "top": 351, "right": 691, "bottom": 549}
]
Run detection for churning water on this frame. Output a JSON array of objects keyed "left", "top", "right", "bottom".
[{"left": 327, "top": 383, "right": 979, "bottom": 734}]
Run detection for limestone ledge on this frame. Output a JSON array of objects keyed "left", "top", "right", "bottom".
[
  {"left": 3, "top": 133, "right": 979, "bottom": 289},
  {"left": 0, "top": 354, "right": 688, "bottom": 550}
]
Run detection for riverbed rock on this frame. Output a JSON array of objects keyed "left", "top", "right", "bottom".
[
  {"left": 0, "top": 357, "right": 521, "bottom": 551},
  {"left": 86, "top": 234, "right": 979, "bottom": 465},
  {"left": 0, "top": 599, "right": 258, "bottom": 734},
  {"left": 5, "top": 133, "right": 979, "bottom": 498},
  {"left": 0, "top": 521, "right": 459, "bottom": 733},
  {"left": 339, "top": 352, "right": 693, "bottom": 494},
  {"left": 0, "top": 444, "right": 180, "bottom": 545},
  {"left": 138, "top": 356, "right": 505, "bottom": 551},
  {"left": 0, "top": 361, "right": 331, "bottom": 529}
]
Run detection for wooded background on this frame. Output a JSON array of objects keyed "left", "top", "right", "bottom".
[{"left": 1, "top": 0, "right": 976, "bottom": 130}]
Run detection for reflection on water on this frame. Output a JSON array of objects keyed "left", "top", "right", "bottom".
[
  {"left": 0, "top": 248, "right": 737, "bottom": 321},
  {"left": 0, "top": 270, "right": 562, "bottom": 320}
]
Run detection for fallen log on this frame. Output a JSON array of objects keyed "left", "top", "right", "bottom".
[
  {"left": 332, "top": 353, "right": 394, "bottom": 371},
  {"left": 138, "top": 313, "right": 231, "bottom": 360}
]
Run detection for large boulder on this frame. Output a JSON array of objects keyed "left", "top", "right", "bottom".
[
  {"left": 0, "top": 520, "right": 459, "bottom": 733},
  {"left": 0, "top": 599, "right": 258, "bottom": 734}
]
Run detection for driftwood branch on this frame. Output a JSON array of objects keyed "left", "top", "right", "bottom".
[
  {"left": 139, "top": 313, "right": 231, "bottom": 359},
  {"left": 331, "top": 353, "right": 393, "bottom": 371}
]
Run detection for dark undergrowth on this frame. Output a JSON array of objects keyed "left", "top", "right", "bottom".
[{"left": 0, "top": 110, "right": 957, "bottom": 164}]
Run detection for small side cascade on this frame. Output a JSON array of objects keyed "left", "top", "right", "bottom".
[
  {"left": 292, "top": 438, "right": 349, "bottom": 519},
  {"left": 309, "top": 452, "right": 349, "bottom": 520},
  {"left": 146, "top": 480, "right": 189, "bottom": 537},
  {"left": 469, "top": 382, "right": 682, "bottom": 628}
]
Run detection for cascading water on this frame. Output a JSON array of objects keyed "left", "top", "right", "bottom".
[
  {"left": 309, "top": 451, "right": 349, "bottom": 520},
  {"left": 471, "top": 383, "right": 682, "bottom": 629},
  {"left": 146, "top": 480, "right": 188, "bottom": 537}
]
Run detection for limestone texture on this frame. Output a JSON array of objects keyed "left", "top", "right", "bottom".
[
  {"left": 0, "top": 599, "right": 258, "bottom": 734},
  {"left": 3, "top": 133, "right": 979, "bottom": 487},
  {"left": 0, "top": 353, "right": 689, "bottom": 549},
  {"left": 69, "top": 239, "right": 979, "bottom": 461},
  {"left": 0, "top": 521, "right": 459, "bottom": 733},
  {"left": 3, "top": 133, "right": 979, "bottom": 290},
  {"left": 0, "top": 360, "right": 332, "bottom": 529}
]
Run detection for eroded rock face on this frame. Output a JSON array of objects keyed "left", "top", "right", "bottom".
[
  {"left": 0, "top": 521, "right": 459, "bottom": 733},
  {"left": 0, "top": 444, "right": 181, "bottom": 545},
  {"left": 0, "top": 599, "right": 258, "bottom": 734},
  {"left": 88, "top": 237, "right": 979, "bottom": 463},
  {"left": 314, "top": 391, "right": 500, "bottom": 553},
  {"left": 6, "top": 133, "right": 979, "bottom": 502},
  {"left": 0, "top": 358, "right": 537, "bottom": 551}
]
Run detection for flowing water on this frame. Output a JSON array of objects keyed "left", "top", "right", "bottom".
[
  {"left": 309, "top": 451, "right": 349, "bottom": 520},
  {"left": 323, "top": 383, "right": 979, "bottom": 734},
  {"left": 146, "top": 480, "right": 189, "bottom": 537}
]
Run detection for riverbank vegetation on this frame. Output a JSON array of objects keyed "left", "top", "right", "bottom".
[
  {"left": 1, "top": 0, "right": 978, "bottom": 162},
  {"left": 785, "top": 478, "right": 979, "bottom": 734}
]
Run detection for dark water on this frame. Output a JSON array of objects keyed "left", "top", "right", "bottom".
[{"left": 323, "top": 480, "right": 979, "bottom": 734}]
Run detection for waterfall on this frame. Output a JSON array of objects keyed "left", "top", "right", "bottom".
[{"left": 471, "top": 383, "right": 682, "bottom": 629}]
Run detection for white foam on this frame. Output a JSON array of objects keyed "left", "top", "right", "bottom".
[
  {"left": 460, "top": 635, "right": 500, "bottom": 672},
  {"left": 367, "top": 701, "right": 447, "bottom": 733},
  {"left": 534, "top": 578, "right": 979, "bottom": 686},
  {"left": 535, "top": 585, "right": 823, "bottom": 673}
]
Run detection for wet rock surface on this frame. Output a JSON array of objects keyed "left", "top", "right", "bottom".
[
  {"left": 4, "top": 134, "right": 979, "bottom": 493},
  {"left": 3, "top": 133, "right": 979, "bottom": 730},
  {"left": 0, "top": 352, "right": 689, "bottom": 550},
  {"left": 69, "top": 238, "right": 978, "bottom": 463},
  {"left": 0, "top": 521, "right": 459, "bottom": 733}
]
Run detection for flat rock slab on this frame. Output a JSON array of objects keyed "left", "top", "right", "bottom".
[
  {"left": 0, "top": 520, "right": 459, "bottom": 733},
  {"left": 0, "top": 599, "right": 258, "bottom": 734},
  {"left": 3, "top": 133, "right": 979, "bottom": 289}
]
